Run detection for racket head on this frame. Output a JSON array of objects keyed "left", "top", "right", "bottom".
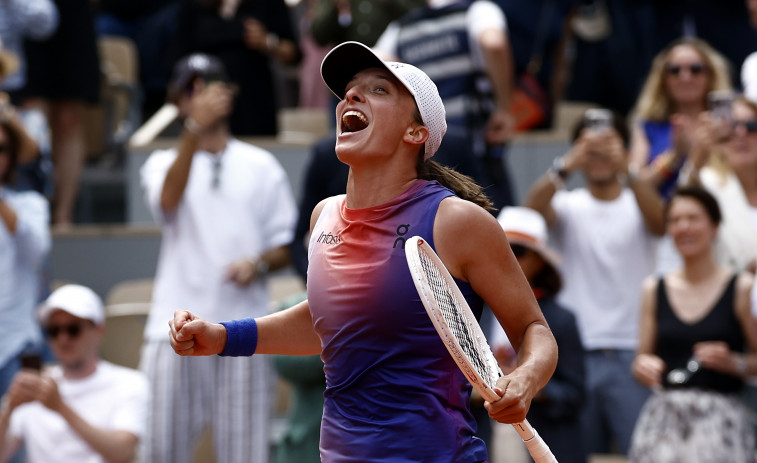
[{"left": 404, "top": 235, "right": 501, "bottom": 402}]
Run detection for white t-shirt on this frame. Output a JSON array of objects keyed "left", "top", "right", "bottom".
[
  {"left": 550, "top": 188, "right": 658, "bottom": 350},
  {"left": 373, "top": 0, "right": 507, "bottom": 72},
  {"left": 742, "top": 51, "right": 757, "bottom": 104},
  {"left": 9, "top": 361, "right": 149, "bottom": 463},
  {"left": 140, "top": 138, "right": 297, "bottom": 340}
]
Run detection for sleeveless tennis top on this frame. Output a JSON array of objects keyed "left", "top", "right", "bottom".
[
  {"left": 307, "top": 180, "right": 487, "bottom": 462},
  {"left": 656, "top": 275, "right": 744, "bottom": 392}
]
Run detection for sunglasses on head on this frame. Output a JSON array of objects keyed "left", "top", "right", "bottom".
[
  {"left": 665, "top": 63, "right": 706, "bottom": 76},
  {"left": 510, "top": 244, "right": 530, "bottom": 258},
  {"left": 45, "top": 322, "right": 87, "bottom": 339},
  {"left": 732, "top": 119, "right": 757, "bottom": 133}
]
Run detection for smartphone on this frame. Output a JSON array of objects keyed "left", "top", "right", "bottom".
[
  {"left": 708, "top": 90, "right": 734, "bottom": 123},
  {"left": 708, "top": 90, "right": 735, "bottom": 139},
  {"left": 584, "top": 108, "right": 613, "bottom": 132},
  {"left": 20, "top": 353, "right": 42, "bottom": 371}
]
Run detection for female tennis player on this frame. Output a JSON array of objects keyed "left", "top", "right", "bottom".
[{"left": 168, "top": 41, "right": 558, "bottom": 462}]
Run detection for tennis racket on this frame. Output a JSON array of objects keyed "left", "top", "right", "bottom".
[{"left": 405, "top": 236, "right": 558, "bottom": 463}]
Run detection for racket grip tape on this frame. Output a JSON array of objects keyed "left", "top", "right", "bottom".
[{"left": 514, "top": 421, "right": 558, "bottom": 463}]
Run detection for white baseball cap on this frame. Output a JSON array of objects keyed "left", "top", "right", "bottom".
[
  {"left": 38, "top": 284, "right": 105, "bottom": 325},
  {"left": 320, "top": 41, "right": 447, "bottom": 160}
]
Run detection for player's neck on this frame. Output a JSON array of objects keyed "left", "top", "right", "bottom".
[{"left": 345, "top": 169, "right": 417, "bottom": 209}]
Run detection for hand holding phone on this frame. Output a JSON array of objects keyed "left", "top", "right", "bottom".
[{"left": 20, "top": 353, "right": 42, "bottom": 372}]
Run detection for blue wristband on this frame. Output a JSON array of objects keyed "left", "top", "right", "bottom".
[{"left": 219, "top": 318, "right": 258, "bottom": 357}]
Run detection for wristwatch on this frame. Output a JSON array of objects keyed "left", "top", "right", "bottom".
[{"left": 550, "top": 156, "right": 569, "bottom": 180}]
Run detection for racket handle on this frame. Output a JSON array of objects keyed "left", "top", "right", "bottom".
[{"left": 512, "top": 420, "right": 558, "bottom": 463}]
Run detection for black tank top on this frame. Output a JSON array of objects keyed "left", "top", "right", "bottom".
[{"left": 656, "top": 275, "right": 744, "bottom": 392}]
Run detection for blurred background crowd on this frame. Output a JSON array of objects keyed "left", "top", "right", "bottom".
[{"left": 2, "top": 0, "right": 757, "bottom": 462}]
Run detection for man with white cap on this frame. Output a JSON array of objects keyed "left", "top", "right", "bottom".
[
  {"left": 166, "top": 41, "right": 557, "bottom": 462},
  {"left": 0, "top": 284, "right": 149, "bottom": 463}
]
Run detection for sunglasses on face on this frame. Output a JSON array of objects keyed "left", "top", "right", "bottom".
[
  {"left": 665, "top": 63, "right": 706, "bottom": 76},
  {"left": 45, "top": 322, "right": 88, "bottom": 340},
  {"left": 510, "top": 244, "right": 530, "bottom": 258},
  {"left": 732, "top": 119, "right": 757, "bottom": 133}
]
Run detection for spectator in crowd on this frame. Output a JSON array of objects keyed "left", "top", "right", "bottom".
[
  {"left": 139, "top": 53, "right": 297, "bottom": 463},
  {"left": 630, "top": 186, "right": 757, "bottom": 462},
  {"left": 272, "top": 293, "right": 324, "bottom": 463},
  {"left": 294, "top": 0, "right": 332, "bottom": 109},
  {"left": 0, "top": 48, "right": 52, "bottom": 197},
  {"left": 0, "top": 114, "right": 50, "bottom": 400},
  {"left": 0, "top": 284, "right": 149, "bottom": 463},
  {"left": 374, "top": 0, "right": 516, "bottom": 211},
  {"left": 491, "top": 206, "right": 586, "bottom": 463},
  {"left": 525, "top": 110, "right": 665, "bottom": 457},
  {"left": 94, "top": 0, "right": 180, "bottom": 118},
  {"left": 494, "top": 0, "right": 580, "bottom": 125},
  {"left": 683, "top": 95, "right": 757, "bottom": 273},
  {"left": 629, "top": 37, "right": 732, "bottom": 201},
  {"left": 22, "top": 0, "right": 101, "bottom": 227},
  {"left": 651, "top": 1, "right": 757, "bottom": 91},
  {"left": 742, "top": 0, "right": 757, "bottom": 102},
  {"left": 564, "top": 0, "right": 655, "bottom": 117},
  {"left": 310, "top": 0, "right": 424, "bottom": 48},
  {"left": 175, "top": 0, "right": 300, "bottom": 136},
  {"left": 0, "top": 0, "right": 58, "bottom": 97}
]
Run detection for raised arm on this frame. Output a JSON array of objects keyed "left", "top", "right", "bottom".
[
  {"left": 160, "top": 83, "right": 233, "bottom": 212},
  {"left": 434, "top": 197, "right": 557, "bottom": 423}
]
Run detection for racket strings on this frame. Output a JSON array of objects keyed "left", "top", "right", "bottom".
[{"left": 418, "top": 250, "right": 498, "bottom": 388}]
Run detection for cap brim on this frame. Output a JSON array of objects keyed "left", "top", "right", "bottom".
[
  {"left": 506, "top": 235, "right": 562, "bottom": 273},
  {"left": 321, "top": 42, "right": 393, "bottom": 100}
]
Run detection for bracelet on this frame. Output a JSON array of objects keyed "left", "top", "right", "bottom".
[
  {"left": 219, "top": 318, "right": 258, "bottom": 357},
  {"left": 184, "top": 117, "right": 202, "bottom": 136},
  {"left": 551, "top": 156, "right": 569, "bottom": 180}
]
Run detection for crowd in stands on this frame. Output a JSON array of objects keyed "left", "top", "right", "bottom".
[{"left": 1, "top": 0, "right": 757, "bottom": 462}]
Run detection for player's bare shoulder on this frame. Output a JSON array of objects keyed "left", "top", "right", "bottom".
[{"left": 435, "top": 196, "right": 500, "bottom": 237}]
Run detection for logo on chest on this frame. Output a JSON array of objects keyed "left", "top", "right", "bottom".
[
  {"left": 316, "top": 231, "right": 341, "bottom": 245},
  {"left": 393, "top": 224, "right": 411, "bottom": 249}
]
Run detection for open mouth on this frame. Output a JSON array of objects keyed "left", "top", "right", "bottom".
[{"left": 341, "top": 110, "right": 369, "bottom": 134}]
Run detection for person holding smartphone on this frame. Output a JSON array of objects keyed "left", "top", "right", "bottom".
[
  {"left": 0, "top": 284, "right": 149, "bottom": 463},
  {"left": 525, "top": 109, "right": 666, "bottom": 458},
  {"left": 628, "top": 37, "right": 732, "bottom": 201}
]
